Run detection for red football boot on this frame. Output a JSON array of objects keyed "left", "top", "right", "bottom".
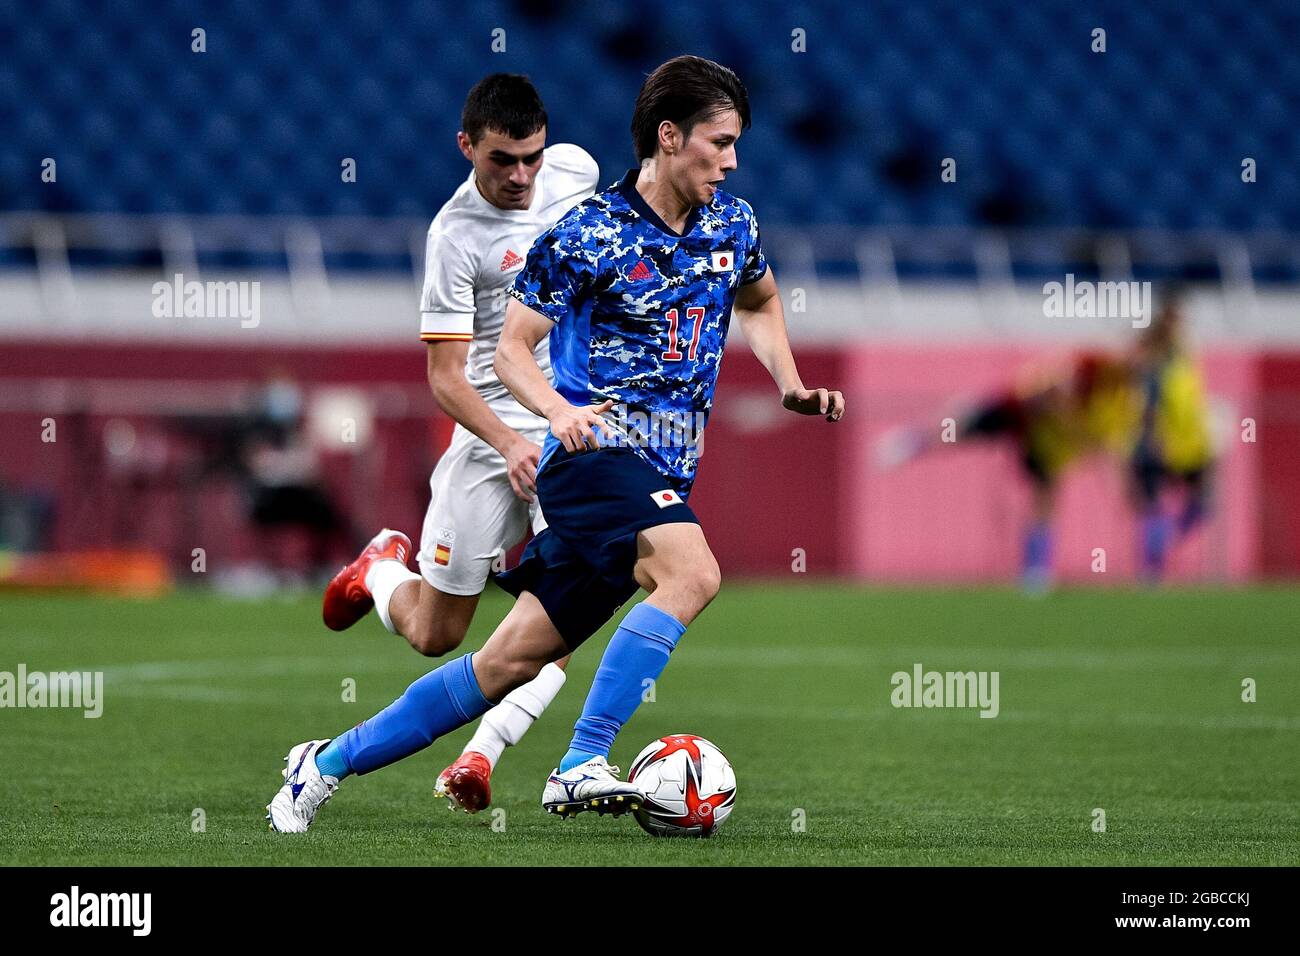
[
  {"left": 434, "top": 751, "right": 493, "bottom": 814},
  {"left": 321, "top": 528, "right": 413, "bottom": 631}
]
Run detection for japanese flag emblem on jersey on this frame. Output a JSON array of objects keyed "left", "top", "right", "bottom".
[
  {"left": 710, "top": 250, "right": 734, "bottom": 272},
  {"left": 651, "top": 489, "right": 684, "bottom": 508}
]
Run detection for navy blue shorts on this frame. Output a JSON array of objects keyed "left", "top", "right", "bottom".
[{"left": 494, "top": 446, "right": 699, "bottom": 649}]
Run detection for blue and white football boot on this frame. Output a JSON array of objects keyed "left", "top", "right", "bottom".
[
  {"left": 267, "top": 739, "right": 339, "bottom": 833},
  {"left": 542, "top": 756, "right": 643, "bottom": 818}
]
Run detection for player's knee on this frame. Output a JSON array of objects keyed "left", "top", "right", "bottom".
[
  {"left": 693, "top": 558, "right": 722, "bottom": 608},
  {"left": 673, "top": 555, "right": 721, "bottom": 614},
  {"left": 474, "top": 649, "right": 543, "bottom": 698},
  {"left": 643, "top": 551, "right": 721, "bottom": 615},
  {"left": 407, "top": 618, "right": 467, "bottom": 658}
]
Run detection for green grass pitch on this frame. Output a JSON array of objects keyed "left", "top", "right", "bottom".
[{"left": 2, "top": 584, "right": 1297, "bottom": 866}]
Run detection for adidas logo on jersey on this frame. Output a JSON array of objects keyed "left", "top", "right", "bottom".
[
  {"left": 628, "top": 260, "right": 653, "bottom": 282},
  {"left": 500, "top": 249, "right": 523, "bottom": 271}
]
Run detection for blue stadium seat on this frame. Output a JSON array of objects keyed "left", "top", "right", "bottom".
[{"left": 0, "top": 0, "right": 1294, "bottom": 233}]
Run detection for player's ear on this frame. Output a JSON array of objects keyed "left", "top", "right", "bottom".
[
  {"left": 657, "top": 120, "right": 680, "bottom": 157},
  {"left": 456, "top": 131, "right": 474, "bottom": 163}
]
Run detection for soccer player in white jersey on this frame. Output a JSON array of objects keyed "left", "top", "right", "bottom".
[{"left": 313, "top": 74, "right": 598, "bottom": 816}]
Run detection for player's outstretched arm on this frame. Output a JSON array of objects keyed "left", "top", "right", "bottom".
[
  {"left": 496, "top": 298, "right": 612, "bottom": 452},
  {"left": 425, "top": 340, "right": 541, "bottom": 502},
  {"left": 734, "top": 269, "right": 845, "bottom": 422}
]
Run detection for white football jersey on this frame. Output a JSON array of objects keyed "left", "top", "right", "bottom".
[{"left": 419, "top": 143, "right": 599, "bottom": 407}]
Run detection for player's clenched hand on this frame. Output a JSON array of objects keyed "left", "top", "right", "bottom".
[
  {"left": 782, "top": 387, "right": 845, "bottom": 422},
  {"left": 549, "top": 398, "right": 615, "bottom": 453},
  {"left": 502, "top": 435, "right": 542, "bottom": 502}
]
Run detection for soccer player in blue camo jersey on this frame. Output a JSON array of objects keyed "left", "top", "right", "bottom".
[
  {"left": 263, "top": 55, "right": 844, "bottom": 832},
  {"left": 497, "top": 55, "right": 845, "bottom": 815}
]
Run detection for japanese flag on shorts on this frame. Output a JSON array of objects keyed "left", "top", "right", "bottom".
[{"left": 651, "top": 489, "right": 684, "bottom": 508}]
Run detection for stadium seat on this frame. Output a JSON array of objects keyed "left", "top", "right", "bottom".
[{"left": 0, "top": 0, "right": 1294, "bottom": 235}]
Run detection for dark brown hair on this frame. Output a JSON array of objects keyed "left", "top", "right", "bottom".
[
  {"left": 461, "top": 73, "right": 547, "bottom": 143},
  {"left": 631, "top": 56, "right": 751, "bottom": 161}
]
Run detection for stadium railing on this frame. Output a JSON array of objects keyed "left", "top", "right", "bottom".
[{"left": 1, "top": 212, "right": 1297, "bottom": 340}]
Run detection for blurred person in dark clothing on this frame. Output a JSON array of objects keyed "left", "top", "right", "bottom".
[{"left": 242, "top": 372, "right": 352, "bottom": 580}]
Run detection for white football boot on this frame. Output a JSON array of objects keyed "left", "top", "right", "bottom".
[
  {"left": 542, "top": 756, "right": 643, "bottom": 818},
  {"left": 267, "top": 739, "right": 339, "bottom": 833}
]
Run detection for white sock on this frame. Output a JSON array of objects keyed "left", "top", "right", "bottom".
[
  {"left": 465, "top": 662, "right": 567, "bottom": 768},
  {"left": 364, "top": 559, "right": 419, "bottom": 634}
]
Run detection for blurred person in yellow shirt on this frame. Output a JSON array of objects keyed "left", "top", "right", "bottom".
[
  {"left": 878, "top": 350, "right": 1139, "bottom": 590},
  {"left": 1129, "top": 291, "right": 1214, "bottom": 579}
]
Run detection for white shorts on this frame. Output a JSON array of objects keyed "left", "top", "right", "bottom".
[{"left": 418, "top": 418, "right": 549, "bottom": 596}]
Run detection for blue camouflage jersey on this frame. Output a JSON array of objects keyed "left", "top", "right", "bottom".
[{"left": 509, "top": 167, "right": 767, "bottom": 486}]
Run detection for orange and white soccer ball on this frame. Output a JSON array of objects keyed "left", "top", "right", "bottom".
[{"left": 627, "top": 734, "right": 736, "bottom": 837}]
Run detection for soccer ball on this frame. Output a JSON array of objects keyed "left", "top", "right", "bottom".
[{"left": 627, "top": 734, "right": 736, "bottom": 837}]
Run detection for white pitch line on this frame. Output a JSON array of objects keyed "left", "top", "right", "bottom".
[
  {"left": 679, "top": 701, "right": 1300, "bottom": 731},
  {"left": 676, "top": 645, "right": 1299, "bottom": 670},
  {"left": 94, "top": 656, "right": 419, "bottom": 683}
]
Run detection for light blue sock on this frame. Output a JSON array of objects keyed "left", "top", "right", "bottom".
[
  {"left": 324, "top": 653, "right": 493, "bottom": 777},
  {"left": 1022, "top": 521, "right": 1052, "bottom": 579},
  {"left": 315, "top": 738, "right": 351, "bottom": 780},
  {"left": 559, "top": 603, "right": 687, "bottom": 773},
  {"left": 1141, "top": 511, "right": 1174, "bottom": 579}
]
